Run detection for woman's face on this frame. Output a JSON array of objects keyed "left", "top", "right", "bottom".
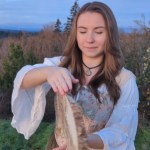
[{"left": 77, "top": 12, "right": 107, "bottom": 61}]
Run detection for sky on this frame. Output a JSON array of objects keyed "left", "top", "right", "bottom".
[{"left": 0, "top": 0, "right": 150, "bottom": 31}]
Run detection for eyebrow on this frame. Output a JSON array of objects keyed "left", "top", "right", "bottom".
[{"left": 77, "top": 26, "right": 105, "bottom": 29}]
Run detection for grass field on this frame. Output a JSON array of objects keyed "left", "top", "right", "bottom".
[
  {"left": 0, "top": 119, "right": 150, "bottom": 150},
  {"left": 0, "top": 119, "right": 55, "bottom": 150}
]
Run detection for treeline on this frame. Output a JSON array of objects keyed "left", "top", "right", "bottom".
[
  {"left": 0, "top": 1, "right": 149, "bottom": 122},
  {"left": 120, "top": 26, "right": 150, "bottom": 122},
  {"left": 0, "top": 0, "right": 80, "bottom": 121}
]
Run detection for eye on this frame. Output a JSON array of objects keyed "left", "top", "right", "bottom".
[
  {"left": 96, "top": 32, "right": 103, "bottom": 34},
  {"left": 79, "top": 31, "right": 86, "bottom": 34}
]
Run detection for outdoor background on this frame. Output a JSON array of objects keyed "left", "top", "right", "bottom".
[{"left": 0, "top": 0, "right": 150, "bottom": 149}]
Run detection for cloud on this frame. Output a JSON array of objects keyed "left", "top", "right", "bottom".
[{"left": 0, "top": 0, "right": 149, "bottom": 30}]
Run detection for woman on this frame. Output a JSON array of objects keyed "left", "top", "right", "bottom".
[{"left": 11, "top": 1, "right": 139, "bottom": 150}]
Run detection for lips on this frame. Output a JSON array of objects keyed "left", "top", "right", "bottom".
[
  {"left": 85, "top": 47, "right": 97, "bottom": 49},
  {"left": 85, "top": 47, "right": 97, "bottom": 51}
]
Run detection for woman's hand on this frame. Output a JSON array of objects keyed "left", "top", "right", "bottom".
[
  {"left": 47, "top": 67, "right": 79, "bottom": 95},
  {"left": 52, "top": 143, "right": 67, "bottom": 150}
]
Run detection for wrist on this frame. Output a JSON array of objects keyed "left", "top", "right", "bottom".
[{"left": 45, "top": 66, "right": 57, "bottom": 81}]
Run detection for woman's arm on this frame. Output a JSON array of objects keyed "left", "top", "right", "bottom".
[
  {"left": 21, "top": 66, "right": 51, "bottom": 89},
  {"left": 21, "top": 66, "right": 79, "bottom": 95},
  {"left": 11, "top": 56, "right": 78, "bottom": 139},
  {"left": 93, "top": 76, "right": 139, "bottom": 149},
  {"left": 21, "top": 66, "right": 55, "bottom": 89},
  {"left": 87, "top": 134, "right": 104, "bottom": 149}
]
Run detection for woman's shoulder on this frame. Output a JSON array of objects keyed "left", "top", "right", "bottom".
[
  {"left": 43, "top": 56, "right": 63, "bottom": 66},
  {"left": 115, "top": 67, "right": 136, "bottom": 87}
]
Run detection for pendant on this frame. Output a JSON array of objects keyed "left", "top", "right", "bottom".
[{"left": 85, "top": 69, "right": 92, "bottom": 76}]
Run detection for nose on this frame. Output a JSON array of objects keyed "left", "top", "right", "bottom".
[{"left": 86, "top": 32, "right": 95, "bottom": 43}]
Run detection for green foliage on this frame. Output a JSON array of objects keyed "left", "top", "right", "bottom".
[
  {"left": 0, "top": 75, "right": 3, "bottom": 88},
  {"left": 0, "top": 119, "right": 150, "bottom": 150},
  {"left": 121, "top": 23, "right": 150, "bottom": 119},
  {"left": 1, "top": 43, "right": 25, "bottom": 89},
  {"left": 135, "top": 126, "right": 150, "bottom": 150},
  {"left": 137, "top": 47, "right": 150, "bottom": 100},
  {"left": 0, "top": 119, "right": 55, "bottom": 150},
  {"left": 0, "top": 43, "right": 38, "bottom": 90},
  {"left": 25, "top": 49, "right": 38, "bottom": 65},
  {"left": 64, "top": 0, "right": 80, "bottom": 34},
  {"left": 54, "top": 19, "right": 62, "bottom": 33},
  {"left": 126, "top": 47, "right": 150, "bottom": 102}
]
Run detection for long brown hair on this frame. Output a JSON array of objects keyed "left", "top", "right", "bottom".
[{"left": 59, "top": 1, "right": 124, "bottom": 104}]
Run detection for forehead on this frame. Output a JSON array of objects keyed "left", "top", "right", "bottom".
[{"left": 77, "top": 12, "right": 106, "bottom": 27}]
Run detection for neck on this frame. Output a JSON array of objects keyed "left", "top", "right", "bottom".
[
  {"left": 82, "top": 55, "right": 104, "bottom": 68},
  {"left": 82, "top": 55, "right": 104, "bottom": 77},
  {"left": 82, "top": 61, "right": 102, "bottom": 69}
]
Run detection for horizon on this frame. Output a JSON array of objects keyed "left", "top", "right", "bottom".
[
  {"left": 0, "top": 0, "right": 150, "bottom": 32},
  {"left": 0, "top": 26, "right": 136, "bottom": 33}
]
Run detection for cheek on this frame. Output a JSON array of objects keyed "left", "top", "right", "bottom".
[
  {"left": 97, "top": 35, "right": 107, "bottom": 45},
  {"left": 77, "top": 34, "right": 83, "bottom": 47}
]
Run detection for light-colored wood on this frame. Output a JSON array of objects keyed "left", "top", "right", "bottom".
[{"left": 54, "top": 93, "right": 90, "bottom": 150}]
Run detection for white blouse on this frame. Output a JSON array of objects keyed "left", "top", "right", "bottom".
[{"left": 11, "top": 56, "right": 139, "bottom": 150}]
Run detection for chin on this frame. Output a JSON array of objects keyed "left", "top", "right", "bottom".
[
  {"left": 84, "top": 54, "right": 101, "bottom": 59},
  {"left": 85, "top": 52, "right": 104, "bottom": 58}
]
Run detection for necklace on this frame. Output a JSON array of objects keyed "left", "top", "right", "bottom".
[{"left": 82, "top": 61, "right": 102, "bottom": 76}]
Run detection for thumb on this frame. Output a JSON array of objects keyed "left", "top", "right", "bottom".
[
  {"left": 59, "top": 143, "right": 67, "bottom": 150},
  {"left": 70, "top": 74, "right": 79, "bottom": 84}
]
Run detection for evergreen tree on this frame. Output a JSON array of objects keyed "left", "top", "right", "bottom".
[
  {"left": 0, "top": 43, "right": 38, "bottom": 89},
  {"left": 64, "top": 0, "right": 80, "bottom": 34},
  {"left": 54, "top": 18, "right": 62, "bottom": 33},
  {"left": 25, "top": 50, "right": 38, "bottom": 65},
  {"left": 1, "top": 43, "right": 25, "bottom": 89}
]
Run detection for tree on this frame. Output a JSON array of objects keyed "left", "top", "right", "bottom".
[
  {"left": 64, "top": 0, "right": 80, "bottom": 34},
  {"left": 1, "top": 43, "right": 25, "bottom": 89},
  {"left": 0, "top": 43, "right": 38, "bottom": 89},
  {"left": 120, "top": 18, "right": 150, "bottom": 120},
  {"left": 134, "top": 14, "right": 150, "bottom": 33},
  {"left": 54, "top": 18, "right": 62, "bottom": 33},
  {"left": 25, "top": 49, "right": 38, "bottom": 65}
]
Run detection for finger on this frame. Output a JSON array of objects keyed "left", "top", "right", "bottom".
[
  {"left": 53, "top": 148, "right": 59, "bottom": 150},
  {"left": 52, "top": 145, "right": 66, "bottom": 150},
  {"left": 61, "top": 70, "right": 73, "bottom": 90},
  {"left": 50, "top": 81, "right": 58, "bottom": 93},
  {"left": 55, "top": 81, "right": 66, "bottom": 95},
  {"left": 62, "top": 70, "right": 78, "bottom": 90},
  {"left": 58, "top": 76, "right": 70, "bottom": 92},
  {"left": 59, "top": 143, "right": 67, "bottom": 150},
  {"left": 70, "top": 73, "right": 79, "bottom": 84}
]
